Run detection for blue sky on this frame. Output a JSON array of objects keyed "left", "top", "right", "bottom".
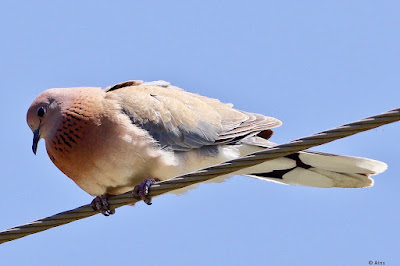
[{"left": 1, "top": 1, "right": 399, "bottom": 265}]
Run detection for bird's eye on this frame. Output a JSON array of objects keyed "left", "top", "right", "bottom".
[{"left": 37, "top": 107, "right": 46, "bottom": 118}]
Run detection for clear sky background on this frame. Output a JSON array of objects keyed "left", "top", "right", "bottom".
[{"left": 0, "top": 1, "right": 399, "bottom": 265}]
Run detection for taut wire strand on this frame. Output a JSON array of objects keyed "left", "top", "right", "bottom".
[{"left": 0, "top": 107, "right": 399, "bottom": 244}]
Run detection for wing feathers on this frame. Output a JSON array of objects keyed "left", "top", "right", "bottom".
[{"left": 105, "top": 80, "right": 282, "bottom": 151}]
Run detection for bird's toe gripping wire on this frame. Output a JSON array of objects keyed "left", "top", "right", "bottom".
[
  {"left": 132, "top": 179, "right": 158, "bottom": 205},
  {"left": 91, "top": 194, "right": 116, "bottom": 216}
]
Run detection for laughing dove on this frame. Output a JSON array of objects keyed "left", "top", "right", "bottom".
[{"left": 26, "top": 80, "right": 387, "bottom": 214}]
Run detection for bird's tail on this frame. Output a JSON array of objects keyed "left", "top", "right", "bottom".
[{"left": 239, "top": 150, "right": 387, "bottom": 188}]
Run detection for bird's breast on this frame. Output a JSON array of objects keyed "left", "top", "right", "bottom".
[{"left": 45, "top": 106, "right": 180, "bottom": 196}]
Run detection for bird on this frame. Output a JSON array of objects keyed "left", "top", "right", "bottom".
[{"left": 26, "top": 80, "right": 387, "bottom": 215}]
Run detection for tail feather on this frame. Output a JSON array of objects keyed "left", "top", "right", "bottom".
[
  {"left": 243, "top": 151, "right": 387, "bottom": 188},
  {"left": 298, "top": 151, "right": 387, "bottom": 175}
]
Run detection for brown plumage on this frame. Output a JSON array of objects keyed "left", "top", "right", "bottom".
[{"left": 26, "top": 80, "right": 387, "bottom": 201}]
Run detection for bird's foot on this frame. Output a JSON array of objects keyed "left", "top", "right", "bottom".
[
  {"left": 91, "top": 194, "right": 115, "bottom": 216},
  {"left": 132, "top": 178, "right": 159, "bottom": 205}
]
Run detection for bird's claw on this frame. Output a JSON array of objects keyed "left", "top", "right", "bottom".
[
  {"left": 91, "top": 195, "right": 115, "bottom": 216},
  {"left": 132, "top": 179, "right": 157, "bottom": 205}
]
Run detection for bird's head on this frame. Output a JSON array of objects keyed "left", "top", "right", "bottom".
[{"left": 26, "top": 89, "right": 63, "bottom": 154}]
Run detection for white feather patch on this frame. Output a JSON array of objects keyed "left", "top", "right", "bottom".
[
  {"left": 281, "top": 168, "right": 334, "bottom": 187},
  {"left": 309, "top": 168, "right": 373, "bottom": 188},
  {"left": 299, "top": 153, "right": 387, "bottom": 175}
]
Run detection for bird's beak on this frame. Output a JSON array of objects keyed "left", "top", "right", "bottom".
[{"left": 32, "top": 127, "right": 41, "bottom": 155}]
